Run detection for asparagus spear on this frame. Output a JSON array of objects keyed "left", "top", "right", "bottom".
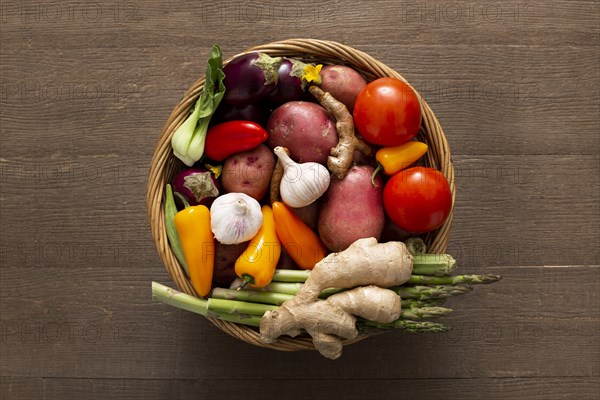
[
  {"left": 205, "top": 312, "right": 261, "bottom": 327},
  {"left": 207, "top": 298, "right": 278, "bottom": 315},
  {"left": 212, "top": 287, "right": 445, "bottom": 308},
  {"left": 361, "top": 319, "right": 451, "bottom": 333},
  {"left": 152, "top": 282, "right": 261, "bottom": 327},
  {"left": 195, "top": 296, "right": 454, "bottom": 320},
  {"left": 154, "top": 283, "right": 453, "bottom": 330},
  {"left": 393, "top": 284, "right": 473, "bottom": 300},
  {"left": 393, "top": 319, "right": 451, "bottom": 333},
  {"left": 271, "top": 269, "right": 311, "bottom": 283},
  {"left": 400, "top": 306, "right": 452, "bottom": 320},
  {"left": 213, "top": 287, "right": 293, "bottom": 306},
  {"left": 406, "top": 299, "right": 446, "bottom": 308},
  {"left": 407, "top": 274, "right": 502, "bottom": 285},
  {"left": 412, "top": 254, "right": 457, "bottom": 276},
  {"left": 241, "top": 282, "right": 472, "bottom": 301},
  {"left": 271, "top": 254, "right": 457, "bottom": 284},
  {"left": 255, "top": 282, "right": 345, "bottom": 297},
  {"left": 258, "top": 282, "right": 304, "bottom": 295}
]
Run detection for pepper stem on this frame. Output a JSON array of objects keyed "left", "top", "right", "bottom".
[
  {"left": 173, "top": 191, "right": 190, "bottom": 209},
  {"left": 237, "top": 274, "right": 255, "bottom": 291},
  {"left": 371, "top": 163, "right": 383, "bottom": 186}
]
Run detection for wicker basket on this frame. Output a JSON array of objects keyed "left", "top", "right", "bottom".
[{"left": 147, "top": 38, "right": 455, "bottom": 352}]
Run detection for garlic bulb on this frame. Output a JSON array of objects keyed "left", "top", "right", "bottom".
[
  {"left": 210, "top": 192, "right": 263, "bottom": 244},
  {"left": 274, "top": 146, "right": 331, "bottom": 208}
]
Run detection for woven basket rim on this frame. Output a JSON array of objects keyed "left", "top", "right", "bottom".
[{"left": 147, "top": 38, "right": 455, "bottom": 352}]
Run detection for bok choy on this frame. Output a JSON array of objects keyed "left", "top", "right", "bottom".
[{"left": 172, "top": 45, "right": 226, "bottom": 166}]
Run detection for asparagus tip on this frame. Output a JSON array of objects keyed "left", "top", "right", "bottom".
[
  {"left": 483, "top": 274, "right": 502, "bottom": 283},
  {"left": 395, "top": 319, "right": 452, "bottom": 333}
]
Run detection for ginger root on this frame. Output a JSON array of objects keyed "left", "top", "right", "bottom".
[
  {"left": 260, "top": 293, "right": 358, "bottom": 343},
  {"left": 260, "top": 285, "right": 402, "bottom": 359},
  {"left": 259, "top": 238, "right": 413, "bottom": 359},
  {"left": 309, "top": 85, "right": 367, "bottom": 180},
  {"left": 328, "top": 285, "right": 401, "bottom": 323},
  {"left": 301, "top": 237, "right": 413, "bottom": 298},
  {"left": 354, "top": 136, "right": 373, "bottom": 157}
]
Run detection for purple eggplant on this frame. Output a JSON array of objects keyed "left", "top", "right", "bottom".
[
  {"left": 213, "top": 102, "right": 269, "bottom": 126},
  {"left": 222, "top": 52, "right": 282, "bottom": 107},
  {"left": 171, "top": 167, "right": 220, "bottom": 207},
  {"left": 265, "top": 58, "right": 305, "bottom": 107}
]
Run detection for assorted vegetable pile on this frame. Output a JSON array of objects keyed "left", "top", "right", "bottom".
[{"left": 152, "top": 45, "right": 501, "bottom": 359}]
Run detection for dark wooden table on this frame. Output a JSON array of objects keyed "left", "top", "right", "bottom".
[{"left": 1, "top": 1, "right": 598, "bottom": 398}]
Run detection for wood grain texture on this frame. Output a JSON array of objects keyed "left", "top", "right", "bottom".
[
  {"left": 6, "top": 376, "right": 600, "bottom": 400},
  {"left": 1, "top": 45, "right": 598, "bottom": 156},
  {"left": 36, "top": 377, "right": 600, "bottom": 400},
  {"left": 0, "top": 0, "right": 598, "bottom": 398},
  {"left": 0, "top": 266, "right": 598, "bottom": 380},
  {"left": 0, "top": 377, "right": 42, "bottom": 400},
  {"left": 0, "top": 0, "right": 597, "bottom": 47}
]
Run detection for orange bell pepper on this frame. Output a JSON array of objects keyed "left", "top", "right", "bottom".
[
  {"left": 174, "top": 204, "right": 214, "bottom": 297},
  {"left": 272, "top": 201, "right": 327, "bottom": 270}
]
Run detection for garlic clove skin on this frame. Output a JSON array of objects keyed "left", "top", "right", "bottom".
[
  {"left": 210, "top": 192, "right": 263, "bottom": 244},
  {"left": 274, "top": 146, "right": 331, "bottom": 208}
]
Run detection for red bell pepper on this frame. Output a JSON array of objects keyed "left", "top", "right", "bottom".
[{"left": 204, "top": 120, "right": 268, "bottom": 161}]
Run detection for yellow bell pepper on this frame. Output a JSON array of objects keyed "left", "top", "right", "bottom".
[
  {"left": 174, "top": 204, "right": 214, "bottom": 297},
  {"left": 235, "top": 205, "right": 281, "bottom": 289},
  {"left": 376, "top": 141, "right": 428, "bottom": 175}
]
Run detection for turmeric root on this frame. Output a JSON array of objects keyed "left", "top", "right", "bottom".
[
  {"left": 309, "top": 85, "right": 358, "bottom": 180},
  {"left": 269, "top": 146, "right": 289, "bottom": 204},
  {"left": 259, "top": 237, "right": 412, "bottom": 359}
]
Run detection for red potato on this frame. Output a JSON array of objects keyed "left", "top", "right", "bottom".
[
  {"left": 221, "top": 145, "right": 275, "bottom": 201},
  {"left": 319, "top": 65, "right": 367, "bottom": 112},
  {"left": 266, "top": 102, "right": 338, "bottom": 164},
  {"left": 318, "top": 166, "right": 385, "bottom": 251}
]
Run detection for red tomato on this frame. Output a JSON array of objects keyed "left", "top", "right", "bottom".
[
  {"left": 383, "top": 167, "right": 452, "bottom": 233},
  {"left": 353, "top": 77, "right": 422, "bottom": 146}
]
